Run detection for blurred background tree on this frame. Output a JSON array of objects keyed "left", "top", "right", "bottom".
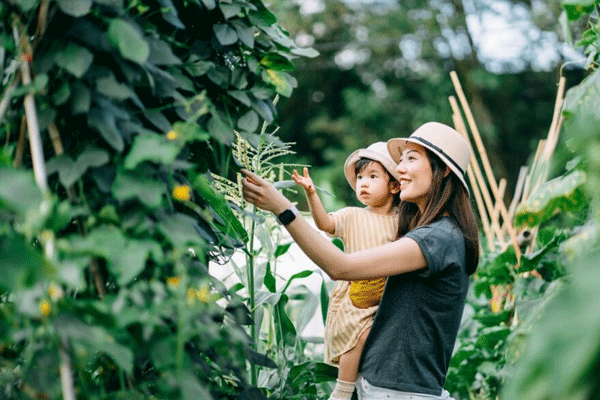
[{"left": 264, "top": 0, "right": 586, "bottom": 209}]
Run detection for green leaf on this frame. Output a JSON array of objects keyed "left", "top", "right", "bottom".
[
  {"left": 273, "top": 294, "right": 296, "bottom": 346},
  {"left": 207, "top": 115, "right": 235, "bottom": 145},
  {"left": 147, "top": 37, "right": 182, "bottom": 65},
  {"left": 113, "top": 170, "right": 165, "bottom": 209},
  {"left": 213, "top": 24, "right": 238, "bottom": 46},
  {"left": 96, "top": 74, "right": 137, "bottom": 101},
  {"left": 219, "top": 3, "right": 241, "bottom": 19},
  {"left": 514, "top": 170, "right": 587, "bottom": 228},
  {"left": 88, "top": 108, "right": 124, "bottom": 152},
  {"left": 71, "top": 81, "right": 91, "bottom": 114},
  {"left": 157, "top": 213, "right": 206, "bottom": 249},
  {"left": 195, "top": 174, "right": 248, "bottom": 243},
  {"left": 179, "top": 371, "right": 213, "bottom": 400},
  {"left": 562, "top": 0, "right": 596, "bottom": 20},
  {"left": 274, "top": 242, "right": 292, "bottom": 258},
  {"left": 262, "top": 69, "right": 293, "bottom": 97},
  {"left": 54, "top": 43, "right": 94, "bottom": 78},
  {"left": 46, "top": 148, "right": 110, "bottom": 187},
  {"left": 237, "top": 110, "right": 259, "bottom": 132},
  {"left": 260, "top": 53, "right": 295, "bottom": 71},
  {"left": 282, "top": 270, "right": 313, "bottom": 293},
  {"left": 264, "top": 262, "right": 276, "bottom": 292},
  {"left": 320, "top": 279, "right": 329, "bottom": 325},
  {"left": 0, "top": 235, "right": 46, "bottom": 291},
  {"left": 0, "top": 168, "right": 43, "bottom": 215},
  {"left": 56, "top": 0, "right": 91, "bottom": 16},
  {"left": 232, "top": 20, "right": 254, "bottom": 48},
  {"left": 124, "top": 134, "right": 181, "bottom": 169},
  {"left": 291, "top": 46, "right": 320, "bottom": 58},
  {"left": 107, "top": 19, "right": 150, "bottom": 64}
]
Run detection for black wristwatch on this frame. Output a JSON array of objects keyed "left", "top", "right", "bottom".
[{"left": 277, "top": 206, "right": 299, "bottom": 225}]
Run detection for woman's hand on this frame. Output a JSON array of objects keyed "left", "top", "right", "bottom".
[
  {"left": 241, "top": 169, "right": 293, "bottom": 215},
  {"left": 292, "top": 167, "right": 316, "bottom": 195}
]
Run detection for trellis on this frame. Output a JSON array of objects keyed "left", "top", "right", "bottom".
[{"left": 448, "top": 71, "right": 567, "bottom": 261}]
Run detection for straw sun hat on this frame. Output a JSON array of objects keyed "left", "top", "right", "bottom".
[
  {"left": 344, "top": 141, "right": 402, "bottom": 190},
  {"left": 387, "top": 122, "right": 471, "bottom": 196}
]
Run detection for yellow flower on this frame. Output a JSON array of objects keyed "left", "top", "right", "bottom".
[
  {"left": 166, "top": 130, "right": 178, "bottom": 140},
  {"left": 167, "top": 276, "right": 181, "bottom": 287},
  {"left": 48, "top": 283, "right": 64, "bottom": 301},
  {"left": 172, "top": 185, "right": 191, "bottom": 201},
  {"left": 196, "top": 285, "right": 211, "bottom": 303},
  {"left": 187, "top": 288, "right": 196, "bottom": 305},
  {"left": 40, "top": 300, "right": 51, "bottom": 316}
]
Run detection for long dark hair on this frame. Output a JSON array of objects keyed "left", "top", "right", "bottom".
[{"left": 396, "top": 149, "right": 479, "bottom": 274}]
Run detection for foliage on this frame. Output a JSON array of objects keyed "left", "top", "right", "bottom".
[
  {"left": 0, "top": 0, "right": 318, "bottom": 399},
  {"left": 445, "top": 1, "right": 600, "bottom": 399}
]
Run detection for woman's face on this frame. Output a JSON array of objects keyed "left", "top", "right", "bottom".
[{"left": 395, "top": 142, "right": 433, "bottom": 211}]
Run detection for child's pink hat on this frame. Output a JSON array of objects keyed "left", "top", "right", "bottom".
[{"left": 344, "top": 142, "right": 401, "bottom": 190}]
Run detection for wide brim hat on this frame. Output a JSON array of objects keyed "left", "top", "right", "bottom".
[
  {"left": 344, "top": 141, "right": 401, "bottom": 190},
  {"left": 387, "top": 122, "right": 471, "bottom": 196}
]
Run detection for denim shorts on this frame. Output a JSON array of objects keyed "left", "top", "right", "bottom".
[{"left": 355, "top": 376, "right": 455, "bottom": 400}]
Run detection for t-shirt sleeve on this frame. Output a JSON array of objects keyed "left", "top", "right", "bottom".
[
  {"left": 404, "top": 219, "right": 464, "bottom": 277},
  {"left": 329, "top": 207, "right": 353, "bottom": 240}
]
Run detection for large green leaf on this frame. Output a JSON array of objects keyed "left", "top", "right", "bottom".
[
  {"left": 46, "top": 147, "right": 110, "bottom": 188},
  {"left": 0, "top": 235, "right": 47, "bottom": 291},
  {"left": 124, "top": 134, "right": 181, "bottom": 169},
  {"left": 213, "top": 24, "right": 238, "bottom": 46},
  {"left": 107, "top": 19, "right": 150, "bottom": 64},
  {"left": 514, "top": 170, "right": 587, "bottom": 228},
  {"left": 195, "top": 174, "right": 248, "bottom": 243},
  {"left": 113, "top": 170, "right": 165, "bottom": 209},
  {"left": 260, "top": 53, "right": 295, "bottom": 71},
  {"left": 88, "top": 107, "right": 124, "bottom": 152},
  {"left": 54, "top": 43, "right": 94, "bottom": 78},
  {"left": 0, "top": 168, "right": 43, "bottom": 215},
  {"left": 562, "top": 0, "right": 596, "bottom": 20},
  {"left": 96, "top": 74, "right": 138, "bottom": 101},
  {"left": 56, "top": 0, "right": 91, "bottom": 16}
]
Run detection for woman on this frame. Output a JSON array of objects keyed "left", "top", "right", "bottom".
[{"left": 242, "top": 122, "right": 479, "bottom": 400}]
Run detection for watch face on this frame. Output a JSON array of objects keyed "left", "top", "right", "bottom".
[{"left": 278, "top": 209, "right": 296, "bottom": 225}]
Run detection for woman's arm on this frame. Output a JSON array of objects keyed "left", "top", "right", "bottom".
[{"left": 242, "top": 169, "right": 427, "bottom": 280}]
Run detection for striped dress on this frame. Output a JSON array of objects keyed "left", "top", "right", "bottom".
[{"left": 324, "top": 207, "right": 398, "bottom": 365}]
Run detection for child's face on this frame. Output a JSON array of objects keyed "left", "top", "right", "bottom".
[{"left": 354, "top": 161, "right": 398, "bottom": 207}]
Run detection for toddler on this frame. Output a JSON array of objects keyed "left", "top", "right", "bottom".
[{"left": 292, "top": 142, "right": 400, "bottom": 400}]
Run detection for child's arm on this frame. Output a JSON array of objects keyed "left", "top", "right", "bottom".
[{"left": 292, "top": 167, "right": 336, "bottom": 235}]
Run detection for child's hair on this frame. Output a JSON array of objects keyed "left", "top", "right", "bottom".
[{"left": 354, "top": 157, "right": 400, "bottom": 207}]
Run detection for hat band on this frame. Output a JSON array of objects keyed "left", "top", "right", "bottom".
[{"left": 412, "top": 136, "right": 465, "bottom": 176}]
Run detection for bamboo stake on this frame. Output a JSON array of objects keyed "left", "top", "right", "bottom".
[
  {"left": 13, "top": 115, "right": 26, "bottom": 167},
  {"left": 453, "top": 112, "right": 493, "bottom": 250},
  {"left": 13, "top": 23, "right": 48, "bottom": 192},
  {"left": 522, "top": 139, "right": 546, "bottom": 201},
  {"left": 490, "top": 178, "right": 507, "bottom": 238},
  {"left": 0, "top": 78, "right": 17, "bottom": 125},
  {"left": 450, "top": 72, "right": 521, "bottom": 260},
  {"left": 449, "top": 96, "right": 502, "bottom": 243},
  {"left": 541, "top": 77, "right": 566, "bottom": 162},
  {"left": 507, "top": 166, "right": 529, "bottom": 224},
  {"left": 59, "top": 336, "right": 76, "bottom": 400}
]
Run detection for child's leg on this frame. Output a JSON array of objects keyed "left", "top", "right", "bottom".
[{"left": 329, "top": 328, "right": 371, "bottom": 400}]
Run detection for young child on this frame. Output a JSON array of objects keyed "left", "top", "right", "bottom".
[{"left": 292, "top": 142, "right": 400, "bottom": 400}]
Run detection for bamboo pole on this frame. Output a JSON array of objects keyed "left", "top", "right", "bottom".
[
  {"left": 453, "top": 112, "right": 494, "bottom": 250},
  {"left": 450, "top": 72, "right": 521, "bottom": 260},
  {"left": 507, "top": 166, "right": 529, "bottom": 224},
  {"left": 449, "top": 96, "right": 503, "bottom": 243},
  {"left": 13, "top": 23, "right": 48, "bottom": 192},
  {"left": 490, "top": 178, "right": 507, "bottom": 239}
]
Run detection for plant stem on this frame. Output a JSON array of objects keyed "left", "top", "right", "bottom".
[
  {"left": 247, "top": 207, "right": 258, "bottom": 386},
  {"left": 59, "top": 335, "right": 76, "bottom": 400}
]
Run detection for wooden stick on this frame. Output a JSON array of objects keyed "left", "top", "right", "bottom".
[
  {"left": 13, "top": 115, "right": 27, "bottom": 167},
  {"left": 450, "top": 72, "right": 521, "bottom": 260},
  {"left": 453, "top": 112, "right": 494, "bottom": 249},
  {"left": 0, "top": 78, "right": 18, "bottom": 125},
  {"left": 449, "top": 96, "right": 501, "bottom": 242},
  {"left": 490, "top": 178, "right": 507, "bottom": 240},
  {"left": 13, "top": 23, "right": 48, "bottom": 192},
  {"left": 48, "top": 122, "right": 65, "bottom": 155},
  {"left": 542, "top": 76, "right": 566, "bottom": 162},
  {"left": 507, "top": 166, "right": 528, "bottom": 223}
]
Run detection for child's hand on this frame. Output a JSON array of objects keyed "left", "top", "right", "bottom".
[{"left": 292, "top": 167, "right": 316, "bottom": 195}]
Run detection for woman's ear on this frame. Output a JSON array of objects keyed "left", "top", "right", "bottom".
[{"left": 444, "top": 166, "right": 451, "bottom": 178}]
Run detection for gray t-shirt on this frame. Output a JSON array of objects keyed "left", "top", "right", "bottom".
[{"left": 359, "top": 217, "right": 469, "bottom": 396}]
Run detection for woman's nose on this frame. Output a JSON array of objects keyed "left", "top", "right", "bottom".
[{"left": 395, "top": 163, "right": 405, "bottom": 174}]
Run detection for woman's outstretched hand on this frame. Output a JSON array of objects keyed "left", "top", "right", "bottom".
[{"left": 241, "top": 169, "right": 293, "bottom": 215}]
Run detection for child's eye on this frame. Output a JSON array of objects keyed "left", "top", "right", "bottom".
[{"left": 371, "top": 175, "right": 377, "bottom": 179}]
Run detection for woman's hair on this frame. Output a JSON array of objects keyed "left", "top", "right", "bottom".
[
  {"left": 355, "top": 157, "right": 400, "bottom": 206},
  {"left": 396, "top": 149, "right": 479, "bottom": 274}
]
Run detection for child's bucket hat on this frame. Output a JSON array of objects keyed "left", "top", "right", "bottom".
[
  {"left": 344, "top": 141, "right": 401, "bottom": 190},
  {"left": 387, "top": 122, "right": 471, "bottom": 196}
]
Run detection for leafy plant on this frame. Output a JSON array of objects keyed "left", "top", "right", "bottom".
[{"left": 0, "top": 0, "right": 317, "bottom": 399}]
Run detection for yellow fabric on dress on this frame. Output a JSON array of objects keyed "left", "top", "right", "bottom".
[
  {"left": 349, "top": 277, "right": 387, "bottom": 309},
  {"left": 324, "top": 207, "right": 398, "bottom": 365}
]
